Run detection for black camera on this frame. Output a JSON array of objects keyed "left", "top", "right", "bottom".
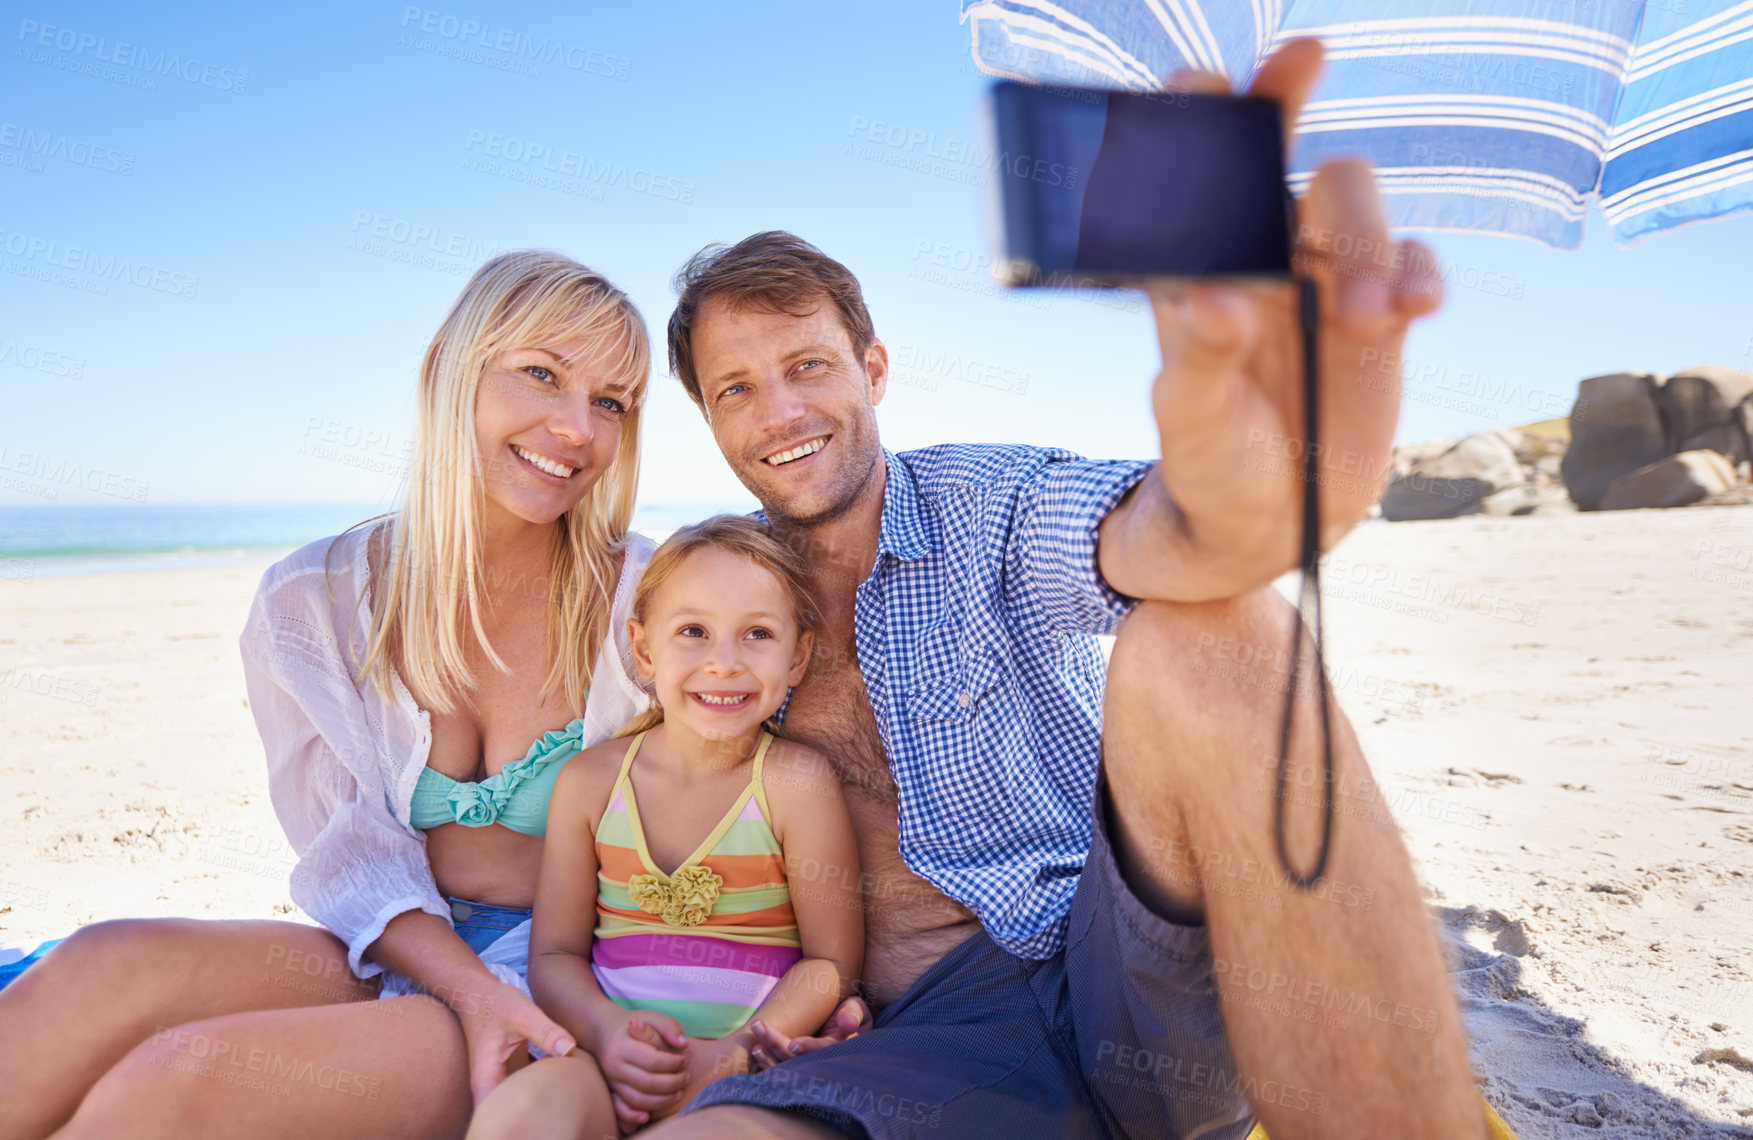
[{"left": 984, "top": 82, "right": 1294, "bottom": 285}]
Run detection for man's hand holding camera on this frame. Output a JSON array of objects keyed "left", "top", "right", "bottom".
[{"left": 1103, "top": 39, "right": 1446, "bottom": 605}]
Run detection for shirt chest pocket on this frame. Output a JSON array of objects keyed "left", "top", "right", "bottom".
[{"left": 904, "top": 646, "right": 1042, "bottom": 829}]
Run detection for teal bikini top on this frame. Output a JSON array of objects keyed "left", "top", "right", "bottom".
[{"left": 410, "top": 717, "right": 586, "bottom": 837}]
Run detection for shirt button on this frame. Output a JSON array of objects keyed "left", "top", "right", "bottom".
[{"left": 957, "top": 692, "right": 971, "bottom": 708}]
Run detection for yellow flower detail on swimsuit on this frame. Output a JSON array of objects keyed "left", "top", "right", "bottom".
[
  {"left": 661, "top": 901, "right": 706, "bottom": 927},
  {"left": 627, "top": 874, "right": 670, "bottom": 915},
  {"left": 627, "top": 866, "right": 723, "bottom": 928},
  {"left": 670, "top": 865, "right": 722, "bottom": 910}
]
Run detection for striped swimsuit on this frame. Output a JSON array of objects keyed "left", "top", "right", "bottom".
[{"left": 591, "top": 730, "right": 802, "bottom": 1039}]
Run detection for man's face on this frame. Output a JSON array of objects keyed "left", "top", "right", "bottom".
[{"left": 690, "top": 296, "right": 887, "bottom": 529}]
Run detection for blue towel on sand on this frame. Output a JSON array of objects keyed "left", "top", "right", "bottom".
[{"left": 0, "top": 938, "right": 63, "bottom": 990}]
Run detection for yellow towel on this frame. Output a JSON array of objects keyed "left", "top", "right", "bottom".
[{"left": 1245, "top": 1096, "right": 1518, "bottom": 1138}]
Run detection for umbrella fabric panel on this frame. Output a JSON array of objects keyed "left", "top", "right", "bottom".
[
  {"left": 960, "top": 0, "right": 1277, "bottom": 93},
  {"left": 1277, "top": 3, "right": 1635, "bottom": 248},
  {"left": 1602, "top": 1, "right": 1753, "bottom": 243},
  {"left": 962, "top": 0, "right": 1753, "bottom": 247}
]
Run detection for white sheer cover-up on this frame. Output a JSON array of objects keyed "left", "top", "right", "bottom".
[{"left": 238, "top": 524, "right": 655, "bottom": 985}]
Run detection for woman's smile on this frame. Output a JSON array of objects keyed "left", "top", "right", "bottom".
[{"left": 509, "top": 443, "right": 580, "bottom": 481}]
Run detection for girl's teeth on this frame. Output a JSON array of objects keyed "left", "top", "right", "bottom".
[{"left": 696, "top": 693, "right": 748, "bottom": 706}]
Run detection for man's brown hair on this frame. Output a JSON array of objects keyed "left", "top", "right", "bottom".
[{"left": 668, "top": 231, "right": 875, "bottom": 408}]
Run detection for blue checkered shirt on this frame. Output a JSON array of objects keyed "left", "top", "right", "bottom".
[{"left": 772, "top": 444, "right": 1154, "bottom": 959}]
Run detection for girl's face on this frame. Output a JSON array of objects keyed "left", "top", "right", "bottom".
[
  {"left": 472, "top": 336, "right": 636, "bottom": 529},
  {"left": 629, "top": 547, "right": 813, "bottom": 744}
]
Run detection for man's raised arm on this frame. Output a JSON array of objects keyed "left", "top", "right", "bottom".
[{"left": 1097, "top": 39, "right": 1445, "bottom": 605}]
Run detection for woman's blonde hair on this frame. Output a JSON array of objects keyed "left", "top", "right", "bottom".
[
  {"left": 616, "top": 515, "right": 819, "bottom": 738},
  {"left": 350, "top": 249, "right": 651, "bottom": 717}
]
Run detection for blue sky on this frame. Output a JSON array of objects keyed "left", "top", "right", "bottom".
[{"left": 4, "top": 1, "right": 1752, "bottom": 509}]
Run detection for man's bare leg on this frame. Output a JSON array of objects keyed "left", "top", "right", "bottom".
[
  {"left": 1102, "top": 591, "right": 1483, "bottom": 1139},
  {"left": 644, "top": 1106, "right": 839, "bottom": 1139}
]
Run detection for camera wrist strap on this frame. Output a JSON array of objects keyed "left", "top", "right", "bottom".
[{"left": 1270, "top": 275, "right": 1335, "bottom": 888}]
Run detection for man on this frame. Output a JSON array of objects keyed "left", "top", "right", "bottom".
[{"left": 653, "top": 41, "right": 1481, "bottom": 1139}]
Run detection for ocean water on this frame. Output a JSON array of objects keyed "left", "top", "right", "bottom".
[{"left": 0, "top": 501, "right": 755, "bottom": 577}]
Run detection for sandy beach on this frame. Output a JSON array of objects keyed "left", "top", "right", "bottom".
[{"left": 2, "top": 508, "right": 1750, "bottom": 1137}]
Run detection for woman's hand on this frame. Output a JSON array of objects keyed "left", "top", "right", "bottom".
[
  {"left": 596, "top": 1011, "right": 692, "bottom": 1132},
  {"left": 446, "top": 977, "right": 578, "bottom": 1105},
  {"left": 747, "top": 996, "right": 871, "bottom": 1072}
]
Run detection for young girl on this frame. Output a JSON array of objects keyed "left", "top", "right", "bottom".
[{"left": 469, "top": 515, "right": 863, "bottom": 1138}]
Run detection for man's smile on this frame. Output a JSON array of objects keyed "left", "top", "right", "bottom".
[{"left": 763, "top": 434, "right": 831, "bottom": 467}]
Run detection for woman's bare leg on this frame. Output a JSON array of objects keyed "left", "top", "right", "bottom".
[
  {"left": 467, "top": 1055, "right": 615, "bottom": 1140},
  {"left": 51, "top": 995, "right": 471, "bottom": 1140},
  {"left": 0, "top": 918, "right": 375, "bottom": 1139}
]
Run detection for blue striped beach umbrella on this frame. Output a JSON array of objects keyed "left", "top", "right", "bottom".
[{"left": 961, "top": 0, "right": 1753, "bottom": 247}]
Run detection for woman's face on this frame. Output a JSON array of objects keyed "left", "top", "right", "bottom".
[{"left": 472, "top": 336, "right": 635, "bottom": 529}]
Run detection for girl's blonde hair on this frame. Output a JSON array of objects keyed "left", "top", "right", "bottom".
[
  {"left": 616, "top": 515, "right": 819, "bottom": 738},
  {"left": 349, "top": 249, "right": 651, "bottom": 717}
]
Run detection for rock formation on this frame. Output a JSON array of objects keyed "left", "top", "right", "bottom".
[
  {"left": 1559, "top": 372, "right": 1669, "bottom": 510},
  {"left": 1599, "top": 450, "right": 1737, "bottom": 511},
  {"left": 1381, "top": 431, "right": 1524, "bottom": 520},
  {"left": 1378, "top": 364, "right": 1753, "bottom": 521},
  {"left": 1565, "top": 366, "right": 1752, "bottom": 510}
]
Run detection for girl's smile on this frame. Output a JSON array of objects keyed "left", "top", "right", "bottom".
[{"left": 629, "top": 545, "right": 813, "bottom": 746}]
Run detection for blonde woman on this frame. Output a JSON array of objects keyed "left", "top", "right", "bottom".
[{"left": 0, "top": 251, "right": 657, "bottom": 1139}]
